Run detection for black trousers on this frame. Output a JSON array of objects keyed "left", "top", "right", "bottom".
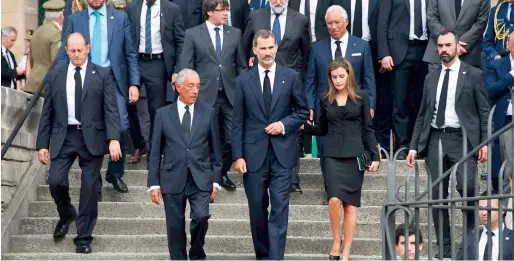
[
  {"left": 163, "top": 171, "right": 211, "bottom": 260},
  {"left": 127, "top": 101, "right": 147, "bottom": 151},
  {"left": 213, "top": 90, "right": 233, "bottom": 176},
  {"left": 392, "top": 42, "right": 428, "bottom": 148},
  {"left": 373, "top": 68, "right": 393, "bottom": 152},
  {"left": 47, "top": 127, "right": 103, "bottom": 246},
  {"left": 426, "top": 129, "right": 477, "bottom": 249}
]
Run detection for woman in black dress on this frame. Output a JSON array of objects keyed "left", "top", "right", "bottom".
[{"left": 303, "top": 58, "right": 380, "bottom": 260}]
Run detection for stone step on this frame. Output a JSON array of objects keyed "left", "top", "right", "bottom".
[
  {"left": 37, "top": 186, "right": 388, "bottom": 206},
  {"left": 9, "top": 235, "right": 382, "bottom": 256},
  {"left": 66, "top": 170, "right": 428, "bottom": 190}
]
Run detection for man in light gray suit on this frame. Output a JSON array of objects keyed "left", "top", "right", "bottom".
[
  {"left": 180, "top": 0, "right": 247, "bottom": 190},
  {"left": 424, "top": 0, "right": 490, "bottom": 72}
]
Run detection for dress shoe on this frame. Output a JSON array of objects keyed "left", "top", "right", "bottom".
[
  {"left": 290, "top": 183, "right": 303, "bottom": 194},
  {"left": 221, "top": 175, "right": 236, "bottom": 190},
  {"left": 76, "top": 245, "right": 92, "bottom": 254},
  {"left": 328, "top": 255, "right": 340, "bottom": 260},
  {"left": 105, "top": 175, "right": 128, "bottom": 193},
  {"left": 397, "top": 150, "right": 408, "bottom": 160},
  {"left": 53, "top": 213, "right": 77, "bottom": 241},
  {"left": 127, "top": 145, "right": 148, "bottom": 163}
]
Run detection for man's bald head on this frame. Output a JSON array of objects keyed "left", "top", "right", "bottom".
[
  {"left": 66, "top": 32, "right": 89, "bottom": 47},
  {"left": 65, "top": 33, "right": 90, "bottom": 67}
]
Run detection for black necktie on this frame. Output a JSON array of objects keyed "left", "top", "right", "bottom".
[
  {"left": 263, "top": 70, "right": 272, "bottom": 115},
  {"left": 74, "top": 67, "right": 82, "bottom": 122},
  {"left": 455, "top": 0, "right": 461, "bottom": 19},
  {"left": 483, "top": 231, "right": 495, "bottom": 261},
  {"left": 304, "top": 0, "right": 311, "bottom": 39},
  {"left": 353, "top": 0, "right": 363, "bottom": 38},
  {"left": 436, "top": 69, "right": 450, "bottom": 128},
  {"left": 182, "top": 106, "right": 191, "bottom": 141},
  {"left": 414, "top": 0, "right": 423, "bottom": 38},
  {"left": 335, "top": 40, "right": 343, "bottom": 59}
]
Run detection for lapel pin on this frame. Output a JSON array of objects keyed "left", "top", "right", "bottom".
[
  {"left": 92, "top": 71, "right": 96, "bottom": 74},
  {"left": 111, "top": 16, "right": 114, "bottom": 20},
  {"left": 282, "top": 81, "right": 285, "bottom": 83},
  {"left": 463, "top": 71, "right": 466, "bottom": 75},
  {"left": 507, "top": 237, "right": 510, "bottom": 240}
]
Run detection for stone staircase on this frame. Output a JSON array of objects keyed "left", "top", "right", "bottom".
[{"left": 3, "top": 157, "right": 456, "bottom": 260}]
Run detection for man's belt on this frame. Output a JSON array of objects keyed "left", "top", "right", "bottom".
[
  {"left": 431, "top": 127, "right": 461, "bottom": 133},
  {"left": 68, "top": 125, "right": 82, "bottom": 130},
  {"left": 139, "top": 53, "right": 163, "bottom": 60},
  {"left": 409, "top": 39, "right": 428, "bottom": 46}
]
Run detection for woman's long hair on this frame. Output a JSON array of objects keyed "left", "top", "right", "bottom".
[{"left": 325, "top": 58, "right": 361, "bottom": 104}]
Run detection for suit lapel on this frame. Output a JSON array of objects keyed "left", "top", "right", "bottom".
[
  {"left": 58, "top": 67, "right": 68, "bottom": 115},
  {"left": 107, "top": 9, "right": 114, "bottom": 49},
  {"left": 326, "top": 39, "right": 333, "bottom": 62},
  {"left": 270, "top": 66, "right": 284, "bottom": 113},
  {"left": 159, "top": 0, "right": 165, "bottom": 39},
  {"left": 135, "top": 0, "right": 143, "bottom": 43},
  {"left": 81, "top": 62, "right": 94, "bottom": 103},
  {"left": 368, "top": 0, "right": 378, "bottom": 18},
  {"left": 221, "top": 25, "right": 231, "bottom": 60},
  {"left": 188, "top": 104, "right": 203, "bottom": 145},
  {"left": 457, "top": 0, "right": 472, "bottom": 24},
  {"left": 199, "top": 23, "right": 219, "bottom": 61},
  {"left": 429, "top": 68, "right": 442, "bottom": 112},
  {"left": 345, "top": 36, "right": 355, "bottom": 58},
  {"left": 279, "top": 9, "right": 295, "bottom": 48},
  {"left": 447, "top": 0, "right": 457, "bottom": 22},
  {"left": 455, "top": 62, "right": 468, "bottom": 101},
  {"left": 249, "top": 67, "right": 268, "bottom": 116},
  {"left": 82, "top": 11, "right": 91, "bottom": 43},
  {"left": 404, "top": 0, "right": 410, "bottom": 15},
  {"left": 170, "top": 102, "right": 187, "bottom": 145}
]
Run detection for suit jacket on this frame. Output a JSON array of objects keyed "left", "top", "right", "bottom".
[
  {"left": 304, "top": 90, "right": 379, "bottom": 160},
  {"left": 377, "top": 0, "right": 427, "bottom": 65},
  {"left": 179, "top": 23, "right": 247, "bottom": 107},
  {"left": 457, "top": 227, "right": 513, "bottom": 260},
  {"left": 231, "top": 64, "right": 309, "bottom": 172},
  {"left": 241, "top": 7, "right": 311, "bottom": 74},
  {"left": 409, "top": 61, "right": 490, "bottom": 154},
  {"left": 250, "top": 0, "right": 269, "bottom": 10},
  {"left": 127, "top": 0, "right": 185, "bottom": 77},
  {"left": 36, "top": 62, "right": 121, "bottom": 159},
  {"left": 171, "top": 0, "right": 202, "bottom": 29},
  {"left": 340, "top": 0, "right": 379, "bottom": 60},
  {"left": 57, "top": 7, "right": 140, "bottom": 97},
  {"left": 148, "top": 101, "right": 222, "bottom": 194},
  {"left": 288, "top": 0, "right": 335, "bottom": 42},
  {"left": 423, "top": 0, "right": 490, "bottom": 67},
  {"left": 482, "top": 2, "right": 514, "bottom": 60},
  {"left": 1, "top": 48, "right": 20, "bottom": 88},
  {"left": 304, "top": 36, "right": 376, "bottom": 112},
  {"left": 229, "top": 0, "right": 251, "bottom": 34}
]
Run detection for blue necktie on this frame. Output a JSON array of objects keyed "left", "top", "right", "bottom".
[
  {"left": 92, "top": 11, "right": 102, "bottom": 65},
  {"left": 214, "top": 27, "right": 222, "bottom": 57},
  {"left": 145, "top": 3, "right": 152, "bottom": 54},
  {"left": 272, "top": 13, "right": 281, "bottom": 45},
  {"left": 261, "top": 0, "right": 268, "bottom": 8}
]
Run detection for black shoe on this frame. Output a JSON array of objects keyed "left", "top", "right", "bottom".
[
  {"left": 397, "top": 150, "right": 408, "bottom": 160},
  {"left": 53, "top": 213, "right": 77, "bottom": 242},
  {"left": 328, "top": 255, "right": 340, "bottom": 260},
  {"left": 105, "top": 175, "right": 128, "bottom": 193},
  {"left": 221, "top": 175, "right": 236, "bottom": 190},
  {"left": 290, "top": 183, "right": 303, "bottom": 194},
  {"left": 76, "top": 245, "right": 92, "bottom": 254},
  {"left": 434, "top": 248, "right": 451, "bottom": 259}
]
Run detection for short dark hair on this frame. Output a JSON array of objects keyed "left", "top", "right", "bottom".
[
  {"left": 252, "top": 30, "right": 276, "bottom": 47},
  {"left": 395, "top": 224, "right": 423, "bottom": 245},
  {"left": 203, "top": 0, "right": 229, "bottom": 19},
  {"left": 438, "top": 29, "right": 458, "bottom": 43},
  {"left": 66, "top": 32, "right": 89, "bottom": 46}
]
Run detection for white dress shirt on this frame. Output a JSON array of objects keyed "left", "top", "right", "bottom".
[
  {"left": 149, "top": 98, "right": 220, "bottom": 191},
  {"left": 350, "top": 0, "right": 371, "bottom": 41},
  {"left": 299, "top": 0, "right": 318, "bottom": 42},
  {"left": 270, "top": 7, "right": 287, "bottom": 40},
  {"left": 409, "top": 0, "right": 428, "bottom": 40},
  {"left": 66, "top": 60, "right": 88, "bottom": 125},
  {"left": 205, "top": 20, "right": 224, "bottom": 52},
  {"left": 257, "top": 62, "right": 286, "bottom": 134},
  {"left": 431, "top": 59, "right": 461, "bottom": 129},
  {"left": 478, "top": 224, "right": 503, "bottom": 261},
  {"left": 331, "top": 32, "right": 349, "bottom": 60},
  {"left": 139, "top": 0, "right": 163, "bottom": 54},
  {"left": 2, "top": 45, "right": 15, "bottom": 88}
]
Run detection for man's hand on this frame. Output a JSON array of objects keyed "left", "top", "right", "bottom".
[
  {"left": 478, "top": 145, "right": 488, "bottom": 163},
  {"left": 234, "top": 158, "right": 247, "bottom": 175},
  {"left": 210, "top": 186, "right": 219, "bottom": 201},
  {"left": 406, "top": 152, "right": 416, "bottom": 168},
  {"left": 248, "top": 57, "right": 255, "bottom": 67},
  {"left": 16, "top": 67, "right": 25, "bottom": 76},
  {"left": 457, "top": 45, "right": 467, "bottom": 56},
  {"left": 150, "top": 188, "right": 162, "bottom": 205},
  {"left": 265, "top": 122, "right": 284, "bottom": 135},
  {"left": 368, "top": 161, "right": 380, "bottom": 172},
  {"left": 370, "top": 109, "right": 375, "bottom": 118},
  {"left": 494, "top": 55, "right": 502, "bottom": 60},
  {"left": 380, "top": 56, "right": 394, "bottom": 71},
  {"left": 128, "top": 86, "right": 139, "bottom": 103},
  {"left": 109, "top": 140, "right": 122, "bottom": 161},
  {"left": 38, "top": 149, "right": 49, "bottom": 165},
  {"left": 309, "top": 109, "right": 314, "bottom": 122}
]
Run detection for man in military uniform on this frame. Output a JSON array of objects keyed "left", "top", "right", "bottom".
[
  {"left": 483, "top": 0, "right": 514, "bottom": 61},
  {"left": 72, "top": 0, "right": 132, "bottom": 12},
  {"left": 25, "top": 0, "right": 65, "bottom": 95}
]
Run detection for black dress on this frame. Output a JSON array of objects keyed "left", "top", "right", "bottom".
[{"left": 304, "top": 91, "right": 379, "bottom": 207}]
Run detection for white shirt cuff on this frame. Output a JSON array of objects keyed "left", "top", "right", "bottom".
[
  {"left": 279, "top": 121, "right": 285, "bottom": 135},
  {"left": 509, "top": 71, "right": 514, "bottom": 78},
  {"left": 148, "top": 185, "right": 160, "bottom": 192},
  {"left": 409, "top": 150, "right": 417, "bottom": 154},
  {"left": 213, "top": 183, "right": 221, "bottom": 189}
]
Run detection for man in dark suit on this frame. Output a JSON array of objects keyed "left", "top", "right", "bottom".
[
  {"left": 126, "top": 0, "right": 184, "bottom": 162},
  {"left": 1, "top": 26, "right": 24, "bottom": 89},
  {"left": 36, "top": 33, "right": 122, "bottom": 254},
  {"left": 377, "top": 0, "right": 428, "bottom": 159},
  {"left": 180, "top": 0, "right": 247, "bottom": 190},
  {"left": 228, "top": 0, "right": 251, "bottom": 33},
  {"left": 406, "top": 30, "right": 490, "bottom": 258},
  {"left": 242, "top": 0, "right": 311, "bottom": 74},
  {"left": 457, "top": 191, "right": 514, "bottom": 260},
  {"left": 232, "top": 30, "right": 309, "bottom": 260},
  {"left": 288, "top": 0, "right": 335, "bottom": 42},
  {"left": 171, "top": 0, "right": 203, "bottom": 29},
  {"left": 250, "top": 0, "right": 270, "bottom": 10},
  {"left": 58, "top": 0, "right": 140, "bottom": 193},
  {"left": 148, "top": 68, "right": 222, "bottom": 260}
]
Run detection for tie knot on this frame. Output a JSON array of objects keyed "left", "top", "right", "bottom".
[
  {"left": 445, "top": 68, "right": 451, "bottom": 73},
  {"left": 214, "top": 27, "right": 221, "bottom": 32},
  {"left": 335, "top": 40, "right": 342, "bottom": 45},
  {"left": 75, "top": 67, "right": 82, "bottom": 72},
  {"left": 275, "top": 13, "right": 281, "bottom": 18},
  {"left": 265, "top": 69, "right": 270, "bottom": 75},
  {"left": 93, "top": 11, "right": 100, "bottom": 18},
  {"left": 185, "top": 105, "right": 190, "bottom": 111},
  {"left": 146, "top": 0, "right": 155, "bottom": 7}
]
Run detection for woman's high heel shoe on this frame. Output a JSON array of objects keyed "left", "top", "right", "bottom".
[{"left": 328, "top": 240, "right": 343, "bottom": 260}]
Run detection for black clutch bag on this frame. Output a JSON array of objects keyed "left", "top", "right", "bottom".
[{"left": 357, "top": 152, "right": 372, "bottom": 171}]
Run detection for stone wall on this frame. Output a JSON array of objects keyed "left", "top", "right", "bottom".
[{"left": 1, "top": 87, "right": 44, "bottom": 215}]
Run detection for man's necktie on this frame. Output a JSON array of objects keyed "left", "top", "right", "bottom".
[
  {"left": 261, "top": 0, "right": 268, "bottom": 8},
  {"left": 74, "top": 67, "right": 82, "bottom": 122},
  {"left": 435, "top": 69, "right": 450, "bottom": 128},
  {"left": 182, "top": 106, "right": 191, "bottom": 141},
  {"left": 335, "top": 40, "right": 343, "bottom": 59},
  {"left": 215, "top": 27, "right": 222, "bottom": 57},
  {"left": 263, "top": 70, "right": 272, "bottom": 115},
  {"left": 145, "top": 2, "right": 153, "bottom": 54},
  {"left": 353, "top": 0, "right": 363, "bottom": 38},
  {"left": 92, "top": 11, "right": 102, "bottom": 65},
  {"left": 455, "top": 0, "right": 461, "bottom": 19},
  {"left": 414, "top": 0, "right": 423, "bottom": 38},
  {"left": 483, "top": 232, "right": 495, "bottom": 261},
  {"left": 272, "top": 13, "right": 281, "bottom": 45}
]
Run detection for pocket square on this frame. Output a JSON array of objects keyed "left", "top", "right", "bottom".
[{"left": 351, "top": 53, "right": 362, "bottom": 56}]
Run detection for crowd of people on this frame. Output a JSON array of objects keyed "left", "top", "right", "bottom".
[{"left": 2, "top": 0, "right": 514, "bottom": 260}]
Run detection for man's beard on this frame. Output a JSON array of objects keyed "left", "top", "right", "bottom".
[
  {"left": 271, "top": 5, "right": 286, "bottom": 14},
  {"left": 439, "top": 53, "right": 456, "bottom": 63},
  {"left": 260, "top": 57, "right": 275, "bottom": 65}
]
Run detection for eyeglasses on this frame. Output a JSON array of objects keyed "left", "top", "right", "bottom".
[{"left": 214, "top": 8, "right": 230, "bottom": 12}]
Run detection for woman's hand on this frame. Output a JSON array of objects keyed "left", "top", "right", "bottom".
[{"left": 367, "top": 161, "right": 380, "bottom": 172}]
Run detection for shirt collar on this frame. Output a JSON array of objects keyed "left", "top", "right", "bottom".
[
  {"left": 270, "top": 7, "right": 287, "bottom": 16},
  {"left": 1, "top": 45, "right": 7, "bottom": 55},
  {"left": 442, "top": 58, "right": 461, "bottom": 72},
  {"left": 258, "top": 62, "right": 277, "bottom": 76},
  {"left": 68, "top": 59, "right": 89, "bottom": 74},
  {"left": 482, "top": 223, "right": 505, "bottom": 236},
  {"left": 88, "top": 4, "right": 107, "bottom": 17},
  {"left": 177, "top": 97, "right": 195, "bottom": 112},
  {"left": 331, "top": 31, "right": 349, "bottom": 45},
  {"left": 205, "top": 20, "right": 222, "bottom": 32}
]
